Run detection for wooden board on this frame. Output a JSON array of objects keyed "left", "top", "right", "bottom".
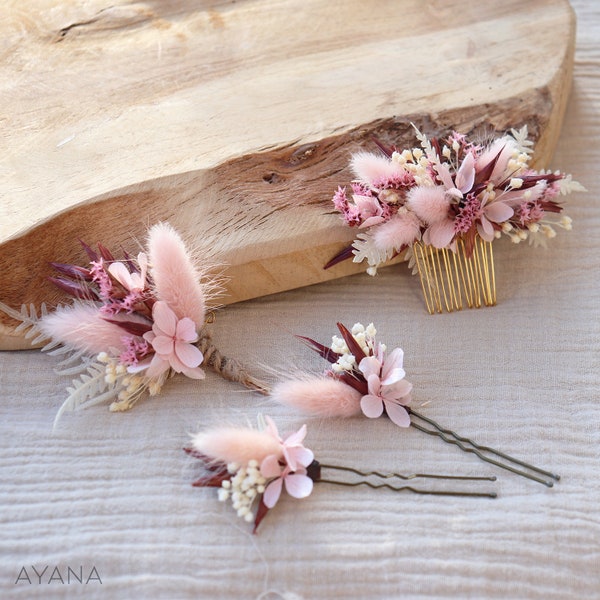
[{"left": 0, "top": 0, "right": 575, "bottom": 349}]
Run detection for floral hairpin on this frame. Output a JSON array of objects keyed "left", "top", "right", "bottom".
[
  {"left": 0, "top": 223, "right": 267, "bottom": 425},
  {"left": 271, "top": 322, "right": 560, "bottom": 487},
  {"left": 186, "top": 416, "right": 497, "bottom": 533},
  {"left": 326, "top": 126, "right": 584, "bottom": 313}
]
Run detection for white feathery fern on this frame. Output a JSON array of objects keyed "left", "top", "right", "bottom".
[{"left": 0, "top": 301, "right": 121, "bottom": 426}]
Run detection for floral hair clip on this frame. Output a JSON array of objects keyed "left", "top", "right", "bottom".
[
  {"left": 0, "top": 223, "right": 267, "bottom": 425},
  {"left": 327, "top": 127, "right": 584, "bottom": 313},
  {"left": 186, "top": 416, "right": 497, "bottom": 533},
  {"left": 271, "top": 322, "right": 560, "bottom": 487}
]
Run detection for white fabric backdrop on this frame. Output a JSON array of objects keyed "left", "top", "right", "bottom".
[{"left": 1, "top": 1, "right": 599, "bottom": 598}]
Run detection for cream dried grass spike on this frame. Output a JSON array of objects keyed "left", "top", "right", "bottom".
[{"left": 413, "top": 235, "right": 496, "bottom": 314}]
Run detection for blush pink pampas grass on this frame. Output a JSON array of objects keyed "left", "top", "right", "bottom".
[
  {"left": 372, "top": 211, "right": 422, "bottom": 251},
  {"left": 147, "top": 223, "right": 206, "bottom": 329},
  {"left": 191, "top": 427, "right": 282, "bottom": 465},
  {"left": 37, "top": 304, "right": 135, "bottom": 355},
  {"left": 271, "top": 377, "right": 363, "bottom": 419}
]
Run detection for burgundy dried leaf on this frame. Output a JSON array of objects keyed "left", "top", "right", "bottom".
[
  {"left": 474, "top": 145, "right": 504, "bottom": 186},
  {"left": 49, "top": 262, "right": 93, "bottom": 280},
  {"left": 253, "top": 497, "right": 271, "bottom": 534},
  {"left": 371, "top": 137, "right": 395, "bottom": 158},
  {"left": 102, "top": 317, "right": 152, "bottom": 337},
  {"left": 192, "top": 472, "right": 230, "bottom": 488},
  {"left": 47, "top": 277, "right": 98, "bottom": 301},
  {"left": 336, "top": 322, "right": 367, "bottom": 364},
  {"left": 183, "top": 448, "right": 227, "bottom": 472},
  {"left": 324, "top": 245, "right": 354, "bottom": 270},
  {"left": 79, "top": 239, "right": 99, "bottom": 263},
  {"left": 339, "top": 371, "right": 368, "bottom": 395},
  {"left": 296, "top": 335, "right": 339, "bottom": 364},
  {"left": 97, "top": 243, "right": 115, "bottom": 262}
]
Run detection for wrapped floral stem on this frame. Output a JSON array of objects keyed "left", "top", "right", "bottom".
[
  {"left": 186, "top": 416, "right": 497, "bottom": 533},
  {"left": 271, "top": 322, "right": 560, "bottom": 487},
  {"left": 0, "top": 222, "right": 267, "bottom": 426},
  {"left": 328, "top": 126, "right": 584, "bottom": 313}
]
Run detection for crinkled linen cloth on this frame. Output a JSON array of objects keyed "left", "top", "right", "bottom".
[{"left": 1, "top": 1, "right": 599, "bottom": 598}]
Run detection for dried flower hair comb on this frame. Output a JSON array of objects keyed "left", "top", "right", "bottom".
[
  {"left": 270, "top": 322, "right": 560, "bottom": 487},
  {"left": 326, "top": 126, "right": 584, "bottom": 313},
  {"left": 186, "top": 416, "right": 497, "bottom": 533},
  {"left": 0, "top": 223, "right": 267, "bottom": 425}
]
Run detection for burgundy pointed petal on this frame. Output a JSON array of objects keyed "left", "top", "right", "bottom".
[
  {"left": 102, "top": 317, "right": 153, "bottom": 337},
  {"left": 47, "top": 277, "right": 98, "bottom": 301},
  {"left": 296, "top": 335, "right": 339, "bottom": 363},
  {"left": 252, "top": 497, "right": 271, "bottom": 534},
  {"left": 336, "top": 322, "right": 367, "bottom": 363},
  {"left": 324, "top": 244, "right": 355, "bottom": 270}
]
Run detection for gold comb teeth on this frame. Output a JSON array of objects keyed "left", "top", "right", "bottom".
[{"left": 413, "top": 236, "right": 496, "bottom": 314}]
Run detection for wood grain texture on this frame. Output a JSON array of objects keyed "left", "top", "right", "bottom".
[{"left": 0, "top": 0, "right": 575, "bottom": 348}]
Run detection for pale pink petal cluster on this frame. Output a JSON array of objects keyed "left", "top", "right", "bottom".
[
  {"left": 108, "top": 253, "right": 148, "bottom": 292},
  {"left": 358, "top": 346, "right": 412, "bottom": 428},
  {"left": 260, "top": 418, "right": 314, "bottom": 508},
  {"left": 133, "top": 301, "right": 205, "bottom": 379}
]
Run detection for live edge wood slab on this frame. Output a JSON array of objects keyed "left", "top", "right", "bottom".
[{"left": 0, "top": 0, "right": 575, "bottom": 349}]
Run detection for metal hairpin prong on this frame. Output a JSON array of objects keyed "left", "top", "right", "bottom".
[
  {"left": 314, "top": 463, "right": 497, "bottom": 498},
  {"left": 409, "top": 410, "right": 560, "bottom": 487}
]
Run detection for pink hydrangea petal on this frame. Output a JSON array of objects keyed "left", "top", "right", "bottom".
[
  {"left": 360, "top": 394, "right": 384, "bottom": 419},
  {"left": 152, "top": 301, "right": 178, "bottom": 336},
  {"left": 181, "top": 365, "right": 206, "bottom": 380},
  {"left": 455, "top": 152, "right": 476, "bottom": 193},
  {"left": 145, "top": 353, "right": 171, "bottom": 379},
  {"left": 151, "top": 334, "right": 175, "bottom": 356},
  {"left": 358, "top": 356, "right": 381, "bottom": 379},
  {"left": 285, "top": 446, "right": 314, "bottom": 470},
  {"left": 484, "top": 201, "right": 514, "bottom": 223},
  {"left": 175, "top": 317, "right": 199, "bottom": 343},
  {"left": 283, "top": 424, "right": 307, "bottom": 447},
  {"left": 477, "top": 218, "right": 495, "bottom": 242},
  {"left": 126, "top": 358, "right": 153, "bottom": 374},
  {"left": 382, "top": 378, "right": 413, "bottom": 402},
  {"left": 426, "top": 219, "right": 455, "bottom": 248},
  {"left": 260, "top": 454, "right": 283, "bottom": 479},
  {"left": 435, "top": 162, "right": 454, "bottom": 189},
  {"left": 264, "top": 416, "right": 281, "bottom": 442},
  {"left": 174, "top": 340, "right": 204, "bottom": 368},
  {"left": 381, "top": 367, "right": 406, "bottom": 386},
  {"left": 108, "top": 262, "right": 134, "bottom": 290},
  {"left": 284, "top": 473, "right": 314, "bottom": 500},
  {"left": 366, "top": 373, "right": 381, "bottom": 396},
  {"left": 383, "top": 400, "right": 411, "bottom": 428},
  {"left": 262, "top": 477, "right": 283, "bottom": 509},
  {"left": 382, "top": 347, "right": 404, "bottom": 378},
  {"left": 359, "top": 215, "right": 386, "bottom": 229}
]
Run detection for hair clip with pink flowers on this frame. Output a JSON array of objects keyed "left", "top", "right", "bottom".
[
  {"left": 0, "top": 222, "right": 267, "bottom": 426},
  {"left": 270, "top": 322, "right": 560, "bottom": 487},
  {"left": 186, "top": 416, "right": 497, "bottom": 533},
  {"left": 326, "top": 127, "right": 584, "bottom": 313}
]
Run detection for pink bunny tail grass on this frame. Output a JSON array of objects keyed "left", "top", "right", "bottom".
[
  {"left": 350, "top": 151, "right": 402, "bottom": 185},
  {"left": 191, "top": 427, "right": 282, "bottom": 466},
  {"left": 406, "top": 185, "right": 450, "bottom": 225},
  {"left": 147, "top": 223, "right": 206, "bottom": 328},
  {"left": 271, "top": 377, "right": 362, "bottom": 419},
  {"left": 38, "top": 304, "right": 128, "bottom": 355},
  {"left": 372, "top": 211, "right": 422, "bottom": 252}
]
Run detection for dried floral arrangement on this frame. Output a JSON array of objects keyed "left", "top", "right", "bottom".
[
  {"left": 186, "top": 416, "right": 497, "bottom": 533},
  {"left": 327, "top": 127, "right": 584, "bottom": 313},
  {"left": 0, "top": 223, "right": 267, "bottom": 425},
  {"left": 271, "top": 322, "right": 560, "bottom": 487}
]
